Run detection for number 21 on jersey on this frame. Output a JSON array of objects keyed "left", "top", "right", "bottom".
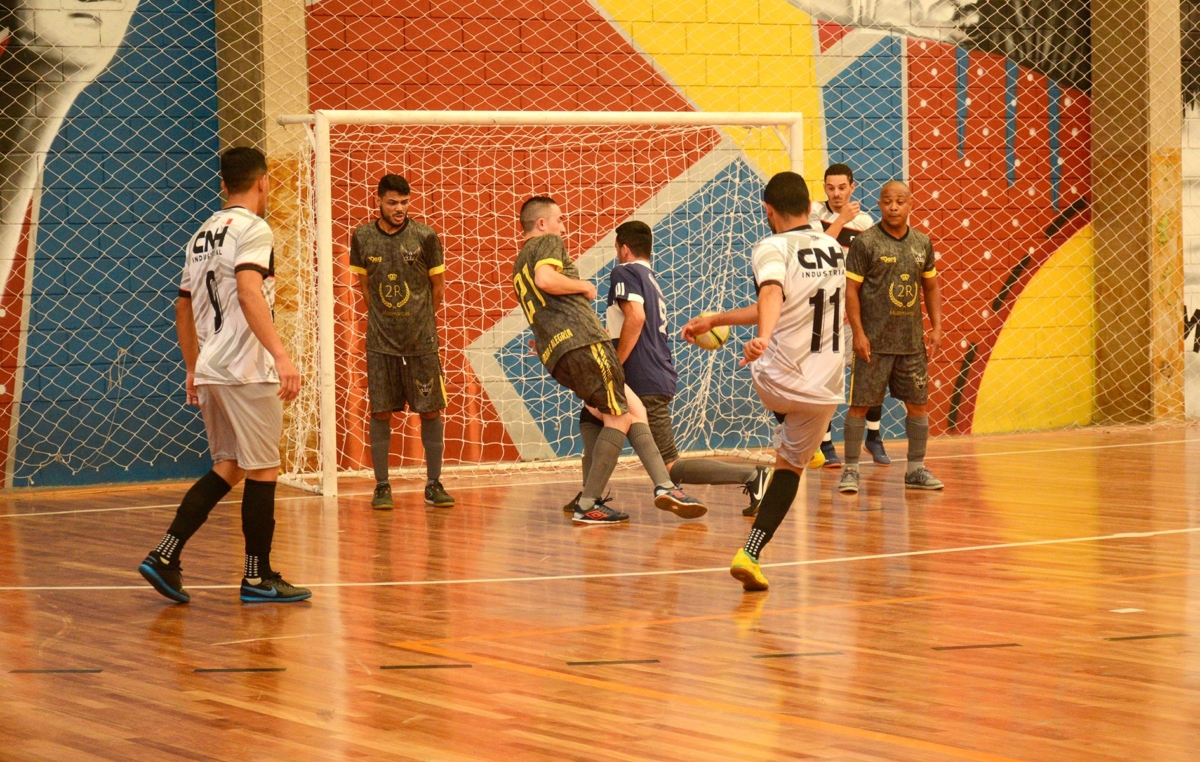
[{"left": 513, "top": 264, "right": 546, "bottom": 324}]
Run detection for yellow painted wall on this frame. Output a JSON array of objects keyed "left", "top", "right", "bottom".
[
  {"left": 595, "top": 0, "right": 826, "bottom": 192},
  {"left": 973, "top": 224, "right": 1096, "bottom": 433}
]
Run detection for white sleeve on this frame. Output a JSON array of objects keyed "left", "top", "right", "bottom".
[
  {"left": 752, "top": 240, "right": 788, "bottom": 288},
  {"left": 233, "top": 219, "right": 273, "bottom": 275}
]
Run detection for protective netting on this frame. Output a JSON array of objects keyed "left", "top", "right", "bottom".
[
  {"left": 280, "top": 122, "right": 797, "bottom": 485},
  {"left": 0, "top": 0, "right": 1191, "bottom": 488}
]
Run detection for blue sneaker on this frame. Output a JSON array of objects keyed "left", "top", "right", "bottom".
[
  {"left": 865, "top": 437, "right": 891, "bottom": 465},
  {"left": 240, "top": 572, "right": 312, "bottom": 603},
  {"left": 820, "top": 440, "right": 842, "bottom": 468},
  {"left": 138, "top": 553, "right": 190, "bottom": 604}
]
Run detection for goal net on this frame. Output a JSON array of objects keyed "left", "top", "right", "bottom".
[{"left": 278, "top": 112, "right": 806, "bottom": 494}]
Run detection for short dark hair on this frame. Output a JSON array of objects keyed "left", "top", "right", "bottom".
[
  {"left": 220, "top": 147, "right": 267, "bottom": 194},
  {"left": 520, "top": 195, "right": 558, "bottom": 234},
  {"left": 762, "top": 171, "right": 810, "bottom": 216},
  {"left": 615, "top": 220, "right": 652, "bottom": 258},
  {"left": 378, "top": 174, "right": 410, "bottom": 196},
  {"left": 824, "top": 163, "right": 854, "bottom": 184}
]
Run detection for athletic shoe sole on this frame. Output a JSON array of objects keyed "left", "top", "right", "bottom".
[
  {"left": 654, "top": 494, "right": 707, "bottom": 520},
  {"left": 823, "top": 459, "right": 843, "bottom": 469},
  {"left": 138, "top": 562, "right": 190, "bottom": 604},
  {"left": 730, "top": 566, "right": 769, "bottom": 592},
  {"left": 372, "top": 500, "right": 394, "bottom": 510},
  {"left": 904, "top": 482, "right": 944, "bottom": 491},
  {"left": 571, "top": 514, "right": 629, "bottom": 525},
  {"left": 240, "top": 590, "right": 313, "bottom": 603},
  {"left": 424, "top": 500, "right": 455, "bottom": 507},
  {"left": 837, "top": 481, "right": 859, "bottom": 494}
]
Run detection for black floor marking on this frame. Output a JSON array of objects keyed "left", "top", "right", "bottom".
[
  {"left": 932, "top": 643, "right": 1021, "bottom": 651},
  {"left": 1104, "top": 633, "right": 1187, "bottom": 642},
  {"left": 752, "top": 651, "right": 842, "bottom": 659},
  {"left": 566, "top": 659, "right": 660, "bottom": 667},
  {"left": 10, "top": 669, "right": 102, "bottom": 674},
  {"left": 193, "top": 667, "right": 287, "bottom": 673},
  {"left": 380, "top": 664, "right": 473, "bottom": 670}
]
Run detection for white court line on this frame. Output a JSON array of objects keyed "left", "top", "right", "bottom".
[
  {"left": 1, "top": 525, "right": 1195, "bottom": 593},
  {"left": 0, "top": 473, "right": 645, "bottom": 519},
  {"left": 210, "top": 633, "right": 323, "bottom": 646}
]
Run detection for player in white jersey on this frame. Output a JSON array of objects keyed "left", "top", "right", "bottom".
[
  {"left": 682, "top": 172, "right": 845, "bottom": 592},
  {"left": 808, "top": 163, "right": 891, "bottom": 468},
  {"left": 138, "top": 147, "right": 310, "bottom": 605}
]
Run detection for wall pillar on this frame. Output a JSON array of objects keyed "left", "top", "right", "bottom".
[{"left": 1092, "top": 0, "right": 1185, "bottom": 423}]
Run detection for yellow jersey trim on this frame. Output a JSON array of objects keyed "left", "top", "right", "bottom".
[
  {"left": 348, "top": 265, "right": 367, "bottom": 275},
  {"left": 922, "top": 268, "right": 938, "bottom": 279},
  {"left": 428, "top": 264, "right": 446, "bottom": 276},
  {"left": 846, "top": 271, "right": 865, "bottom": 283}
]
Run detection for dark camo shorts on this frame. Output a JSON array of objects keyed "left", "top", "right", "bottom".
[
  {"left": 849, "top": 351, "right": 928, "bottom": 407},
  {"left": 639, "top": 394, "right": 679, "bottom": 463},
  {"left": 367, "top": 351, "right": 447, "bottom": 415},
  {"left": 552, "top": 342, "right": 627, "bottom": 415}
]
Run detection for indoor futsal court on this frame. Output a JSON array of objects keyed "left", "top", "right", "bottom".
[{"left": 3, "top": 426, "right": 1198, "bottom": 761}]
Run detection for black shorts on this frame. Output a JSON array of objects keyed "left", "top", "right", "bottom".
[
  {"left": 551, "top": 342, "right": 627, "bottom": 416},
  {"left": 367, "top": 351, "right": 447, "bottom": 415},
  {"left": 849, "top": 352, "right": 928, "bottom": 407}
]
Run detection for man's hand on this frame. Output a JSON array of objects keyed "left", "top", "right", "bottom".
[
  {"left": 275, "top": 355, "right": 302, "bottom": 401},
  {"left": 740, "top": 336, "right": 769, "bottom": 367},
  {"left": 925, "top": 326, "right": 943, "bottom": 361},
  {"left": 853, "top": 332, "right": 872, "bottom": 364},
  {"left": 579, "top": 281, "right": 597, "bottom": 301},
  {"left": 837, "top": 201, "right": 861, "bottom": 224},
  {"left": 185, "top": 370, "right": 199, "bottom": 407},
  {"left": 681, "top": 314, "right": 715, "bottom": 344}
]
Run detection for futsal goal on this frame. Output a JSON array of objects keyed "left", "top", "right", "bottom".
[{"left": 276, "top": 111, "right": 807, "bottom": 496}]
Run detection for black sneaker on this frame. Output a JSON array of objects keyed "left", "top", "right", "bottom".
[
  {"left": 742, "top": 466, "right": 772, "bottom": 517},
  {"left": 240, "top": 572, "right": 312, "bottom": 603},
  {"left": 138, "top": 553, "right": 190, "bottom": 604},
  {"left": 424, "top": 480, "right": 455, "bottom": 507},
  {"left": 653, "top": 485, "right": 707, "bottom": 520},
  {"left": 563, "top": 491, "right": 581, "bottom": 513},
  {"left": 371, "top": 482, "right": 394, "bottom": 510},
  {"left": 572, "top": 496, "right": 629, "bottom": 525}
]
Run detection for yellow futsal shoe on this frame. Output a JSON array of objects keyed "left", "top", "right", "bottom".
[
  {"left": 807, "top": 449, "right": 826, "bottom": 469},
  {"left": 730, "top": 549, "right": 769, "bottom": 592}
]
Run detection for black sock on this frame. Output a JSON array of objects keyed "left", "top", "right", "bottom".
[
  {"left": 155, "top": 470, "right": 232, "bottom": 564},
  {"left": 241, "top": 479, "right": 276, "bottom": 580},
  {"left": 743, "top": 469, "right": 801, "bottom": 559},
  {"left": 866, "top": 405, "right": 883, "bottom": 441}
]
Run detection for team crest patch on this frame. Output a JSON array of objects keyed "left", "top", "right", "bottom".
[
  {"left": 416, "top": 378, "right": 434, "bottom": 398},
  {"left": 911, "top": 246, "right": 926, "bottom": 267},
  {"left": 400, "top": 248, "right": 419, "bottom": 264}
]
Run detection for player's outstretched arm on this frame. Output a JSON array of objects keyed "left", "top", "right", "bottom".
[
  {"left": 741, "top": 284, "right": 783, "bottom": 366},
  {"left": 846, "top": 278, "right": 871, "bottom": 363},
  {"left": 174, "top": 296, "right": 200, "bottom": 407},
  {"left": 533, "top": 264, "right": 597, "bottom": 300},
  {"left": 922, "top": 274, "right": 942, "bottom": 360},
  {"left": 236, "top": 270, "right": 301, "bottom": 401},
  {"left": 680, "top": 304, "right": 759, "bottom": 343},
  {"left": 429, "top": 271, "right": 445, "bottom": 312}
]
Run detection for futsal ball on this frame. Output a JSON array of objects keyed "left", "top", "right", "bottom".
[{"left": 694, "top": 311, "right": 730, "bottom": 351}]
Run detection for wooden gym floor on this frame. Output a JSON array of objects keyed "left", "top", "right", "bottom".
[{"left": 1, "top": 426, "right": 1198, "bottom": 761}]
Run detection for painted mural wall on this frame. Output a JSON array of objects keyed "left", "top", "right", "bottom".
[
  {"left": 0, "top": 0, "right": 1108, "bottom": 485},
  {"left": 1184, "top": 0, "right": 1200, "bottom": 419}
]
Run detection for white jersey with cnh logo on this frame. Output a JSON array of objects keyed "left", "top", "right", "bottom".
[
  {"left": 179, "top": 206, "right": 278, "bottom": 386},
  {"left": 750, "top": 227, "right": 847, "bottom": 406}
]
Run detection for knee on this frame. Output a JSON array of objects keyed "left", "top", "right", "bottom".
[
  {"left": 372, "top": 412, "right": 391, "bottom": 421},
  {"left": 604, "top": 412, "right": 632, "bottom": 434},
  {"left": 420, "top": 411, "right": 441, "bottom": 421},
  {"left": 905, "top": 403, "right": 929, "bottom": 418},
  {"left": 848, "top": 406, "right": 870, "bottom": 418}
]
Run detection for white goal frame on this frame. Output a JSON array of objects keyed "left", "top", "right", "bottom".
[{"left": 278, "top": 110, "right": 806, "bottom": 496}]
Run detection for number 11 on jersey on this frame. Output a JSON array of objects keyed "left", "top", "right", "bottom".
[{"left": 808, "top": 287, "right": 840, "bottom": 353}]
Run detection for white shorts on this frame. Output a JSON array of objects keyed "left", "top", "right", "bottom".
[
  {"left": 197, "top": 383, "right": 283, "bottom": 471},
  {"left": 754, "top": 380, "right": 837, "bottom": 470}
]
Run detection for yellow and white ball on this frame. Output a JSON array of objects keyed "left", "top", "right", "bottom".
[{"left": 694, "top": 311, "right": 730, "bottom": 351}]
